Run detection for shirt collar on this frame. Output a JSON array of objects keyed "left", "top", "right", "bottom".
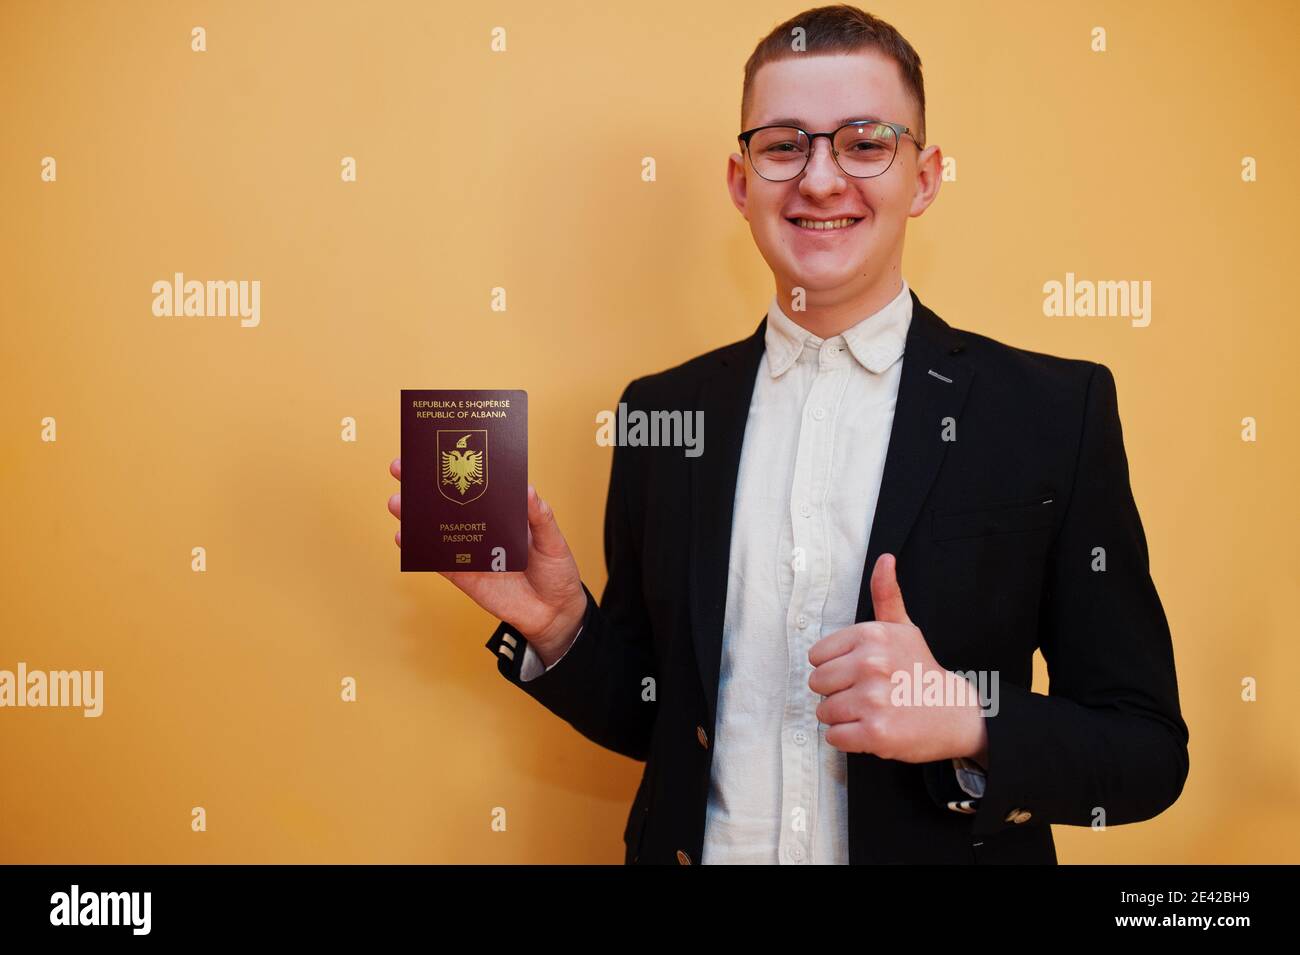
[{"left": 764, "top": 278, "right": 912, "bottom": 378}]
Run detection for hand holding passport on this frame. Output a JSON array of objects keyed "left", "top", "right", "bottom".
[{"left": 389, "top": 390, "right": 587, "bottom": 664}]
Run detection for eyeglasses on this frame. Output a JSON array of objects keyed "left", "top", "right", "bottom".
[{"left": 737, "top": 120, "right": 923, "bottom": 181}]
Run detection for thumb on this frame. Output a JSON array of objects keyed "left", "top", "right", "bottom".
[
  {"left": 526, "top": 485, "right": 571, "bottom": 559},
  {"left": 870, "top": 552, "right": 912, "bottom": 625}
]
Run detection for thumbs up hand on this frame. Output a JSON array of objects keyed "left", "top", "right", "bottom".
[{"left": 807, "top": 553, "right": 989, "bottom": 765}]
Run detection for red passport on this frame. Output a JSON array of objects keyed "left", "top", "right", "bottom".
[{"left": 400, "top": 389, "right": 528, "bottom": 572}]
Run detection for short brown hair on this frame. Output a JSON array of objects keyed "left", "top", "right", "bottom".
[{"left": 740, "top": 5, "right": 926, "bottom": 147}]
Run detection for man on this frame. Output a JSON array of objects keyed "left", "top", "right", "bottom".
[{"left": 387, "top": 5, "right": 1188, "bottom": 864}]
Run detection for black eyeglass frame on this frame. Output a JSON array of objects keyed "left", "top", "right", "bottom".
[{"left": 737, "top": 120, "right": 924, "bottom": 181}]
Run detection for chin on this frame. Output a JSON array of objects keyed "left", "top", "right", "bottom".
[
  {"left": 781, "top": 260, "right": 865, "bottom": 292},
  {"left": 763, "top": 240, "right": 871, "bottom": 289}
]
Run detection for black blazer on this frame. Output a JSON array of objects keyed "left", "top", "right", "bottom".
[{"left": 486, "top": 288, "right": 1189, "bottom": 864}]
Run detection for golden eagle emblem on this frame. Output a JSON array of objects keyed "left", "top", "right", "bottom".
[{"left": 438, "top": 430, "right": 488, "bottom": 504}]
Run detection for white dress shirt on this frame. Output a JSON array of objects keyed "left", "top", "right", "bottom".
[
  {"left": 520, "top": 277, "right": 983, "bottom": 862},
  {"left": 700, "top": 278, "right": 912, "bottom": 864}
]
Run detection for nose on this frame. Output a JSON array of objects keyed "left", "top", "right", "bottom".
[{"left": 799, "top": 137, "right": 845, "bottom": 196}]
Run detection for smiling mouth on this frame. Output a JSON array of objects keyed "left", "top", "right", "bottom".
[{"left": 787, "top": 216, "right": 862, "bottom": 232}]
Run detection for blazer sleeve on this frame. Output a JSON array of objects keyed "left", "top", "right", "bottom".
[
  {"left": 959, "top": 362, "right": 1190, "bottom": 837},
  {"left": 483, "top": 379, "right": 659, "bottom": 761}
]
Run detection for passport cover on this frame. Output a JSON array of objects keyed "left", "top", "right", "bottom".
[{"left": 400, "top": 389, "right": 528, "bottom": 572}]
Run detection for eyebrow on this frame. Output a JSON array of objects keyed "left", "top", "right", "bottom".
[{"left": 759, "top": 116, "right": 882, "bottom": 128}]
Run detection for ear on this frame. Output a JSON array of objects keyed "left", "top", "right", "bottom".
[
  {"left": 726, "top": 151, "right": 751, "bottom": 220},
  {"left": 907, "top": 143, "right": 943, "bottom": 218}
]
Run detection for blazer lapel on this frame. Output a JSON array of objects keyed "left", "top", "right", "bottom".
[
  {"left": 689, "top": 318, "right": 766, "bottom": 728},
  {"left": 853, "top": 290, "right": 973, "bottom": 623}
]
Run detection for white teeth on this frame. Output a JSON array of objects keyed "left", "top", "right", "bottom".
[{"left": 794, "top": 217, "right": 858, "bottom": 230}]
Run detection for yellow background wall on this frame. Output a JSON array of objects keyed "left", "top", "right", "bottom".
[{"left": 1, "top": 0, "right": 1296, "bottom": 863}]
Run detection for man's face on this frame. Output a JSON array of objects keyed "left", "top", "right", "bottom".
[{"left": 728, "top": 51, "right": 940, "bottom": 302}]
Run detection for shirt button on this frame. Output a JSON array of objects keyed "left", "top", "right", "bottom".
[
  {"left": 799, "top": 502, "right": 812, "bottom": 517},
  {"left": 793, "top": 730, "right": 808, "bottom": 745},
  {"left": 796, "top": 614, "right": 809, "bottom": 629},
  {"left": 812, "top": 407, "right": 826, "bottom": 420},
  {"left": 789, "top": 844, "right": 805, "bottom": 862}
]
